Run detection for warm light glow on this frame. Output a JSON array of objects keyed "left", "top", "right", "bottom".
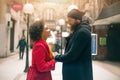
[
  {"left": 58, "top": 19, "right": 65, "bottom": 26},
  {"left": 85, "top": 3, "right": 90, "bottom": 11},
  {"left": 62, "top": 32, "right": 69, "bottom": 37},
  {"left": 34, "top": 18, "right": 40, "bottom": 21},
  {"left": 56, "top": 26, "right": 60, "bottom": 30},
  {"left": 44, "top": 0, "right": 69, "bottom": 3},
  {"left": 23, "top": 3, "right": 34, "bottom": 14}
]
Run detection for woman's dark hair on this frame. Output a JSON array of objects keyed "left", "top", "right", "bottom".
[{"left": 29, "top": 20, "right": 44, "bottom": 41}]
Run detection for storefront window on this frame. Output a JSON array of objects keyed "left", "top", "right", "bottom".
[{"left": 99, "top": 36, "right": 106, "bottom": 46}]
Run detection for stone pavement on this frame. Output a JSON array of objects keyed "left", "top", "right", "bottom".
[
  {"left": 0, "top": 51, "right": 120, "bottom": 80},
  {"left": 0, "top": 50, "right": 62, "bottom": 80},
  {"left": 93, "top": 61, "right": 120, "bottom": 80}
]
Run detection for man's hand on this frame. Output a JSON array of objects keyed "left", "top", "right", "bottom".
[{"left": 53, "top": 52, "right": 59, "bottom": 57}]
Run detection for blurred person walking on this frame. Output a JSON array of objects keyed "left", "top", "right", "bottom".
[{"left": 16, "top": 36, "right": 26, "bottom": 59}]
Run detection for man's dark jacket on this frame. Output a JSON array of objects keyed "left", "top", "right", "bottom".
[
  {"left": 55, "top": 22, "right": 93, "bottom": 80},
  {"left": 17, "top": 39, "right": 26, "bottom": 51}
]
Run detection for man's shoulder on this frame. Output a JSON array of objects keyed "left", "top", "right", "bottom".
[
  {"left": 77, "top": 24, "right": 91, "bottom": 37},
  {"left": 79, "top": 23, "right": 91, "bottom": 32}
]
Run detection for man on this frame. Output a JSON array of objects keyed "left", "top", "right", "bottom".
[
  {"left": 55, "top": 9, "right": 93, "bottom": 80},
  {"left": 17, "top": 36, "right": 26, "bottom": 59}
]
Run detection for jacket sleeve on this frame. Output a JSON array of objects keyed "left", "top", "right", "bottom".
[
  {"left": 55, "top": 29, "right": 91, "bottom": 63},
  {"left": 16, "top": 40, "right": 20, "bottom": 49},
  {"left": 33, "top": 45, "right": 56, "bottom": 72}
]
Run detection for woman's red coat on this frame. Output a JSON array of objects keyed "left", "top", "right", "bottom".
[{"left": 27, "top": 39, "right": 55, "bottom": 80}]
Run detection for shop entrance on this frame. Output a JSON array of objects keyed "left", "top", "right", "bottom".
[{"left": 107, "top": 23, "right": 120, "bottom": 61}]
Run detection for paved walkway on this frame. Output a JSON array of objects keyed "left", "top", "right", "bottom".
[
  {"left": 0, "top": 52, "right": 120, "bottom": 80},
  {"left": 93, "top": 61, "right": 120, "bottom": 80}
]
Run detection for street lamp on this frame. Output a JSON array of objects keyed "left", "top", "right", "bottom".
[
  {"left": 58, "top": 19, "right": 65, "bottom": 54},
  {"left": 23, "top": 3, "right": 34, "bottom": 72}
]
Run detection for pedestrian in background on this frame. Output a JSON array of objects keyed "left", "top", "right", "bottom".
[
  {"left": 54, "top": 9, "right": 93, "bottom": 80},
  {"left": 16, "top": 36, "right": 26, "bottom": 59},
  {"left": 26, "top": 20, "right": 56, "bottom": 80}
]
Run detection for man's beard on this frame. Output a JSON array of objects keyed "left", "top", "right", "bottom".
[{"left": 70, "top": 21, "right": 80, "bottom": 32}]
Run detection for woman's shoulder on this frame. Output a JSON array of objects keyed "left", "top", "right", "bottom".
[
  {"left": 34, "top": 42, "right": 44, "bottom": 48},
  {"left": 34, "top": 40, "right": 48, "bottom": 50},
  {"left": 34, "top": 39, "right": 44, "bottom": 46}
]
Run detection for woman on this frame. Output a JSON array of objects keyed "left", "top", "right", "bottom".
[{"left": 26, "top": 20, "right": 56, "bottom": 80}]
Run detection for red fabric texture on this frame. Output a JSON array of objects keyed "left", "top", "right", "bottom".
[{"left": 26, "top": 39, "right": 55, "bottom": 80}]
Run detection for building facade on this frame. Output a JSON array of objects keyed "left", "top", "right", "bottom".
[
  {"left": 0, "top": 0, "right": 120, "bottom": 60},
  {"left": 93, "top": 0, "right": 120, "bottom": 60},
  {"left": 0, "top": 0, "right": 24, "bottom": 57}
]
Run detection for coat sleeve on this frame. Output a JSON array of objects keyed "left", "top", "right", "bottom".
[
  {"left": 33, "top": 45, "right": 56, "bottom": 72},
  {"left": 55, "top": 29, "right": 91, "bottom": 63}
]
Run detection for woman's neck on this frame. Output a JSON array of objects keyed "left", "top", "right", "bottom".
[{"left": 42, "top": 36, "right": 47, "bottom": 41}]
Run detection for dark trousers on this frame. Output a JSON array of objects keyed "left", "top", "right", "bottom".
[{"left": 19, "top": 49, "right": 25, "bottom": 59}]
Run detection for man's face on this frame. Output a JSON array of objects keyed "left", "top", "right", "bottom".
[
  {"left": 68, "top": 17, "right": 80, "bottom": 31},
  {"left": 67, "top": 17, "right": 76, "bottom": 26}
]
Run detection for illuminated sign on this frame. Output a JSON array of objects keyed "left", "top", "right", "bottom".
[
  {"left": 12, "top": 3, "right": 23, "bottom": 11},
  {"left": 91, "top": 34, "right": 97, "bottom": 55}
]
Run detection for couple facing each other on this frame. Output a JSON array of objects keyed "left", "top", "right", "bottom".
[{"left": 27, "top": 9, "right": 93, "bottom": 80}]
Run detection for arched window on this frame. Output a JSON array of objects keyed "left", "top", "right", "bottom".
[{"left": 44, "top": 8, "right": 55, "bottom": 21}]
